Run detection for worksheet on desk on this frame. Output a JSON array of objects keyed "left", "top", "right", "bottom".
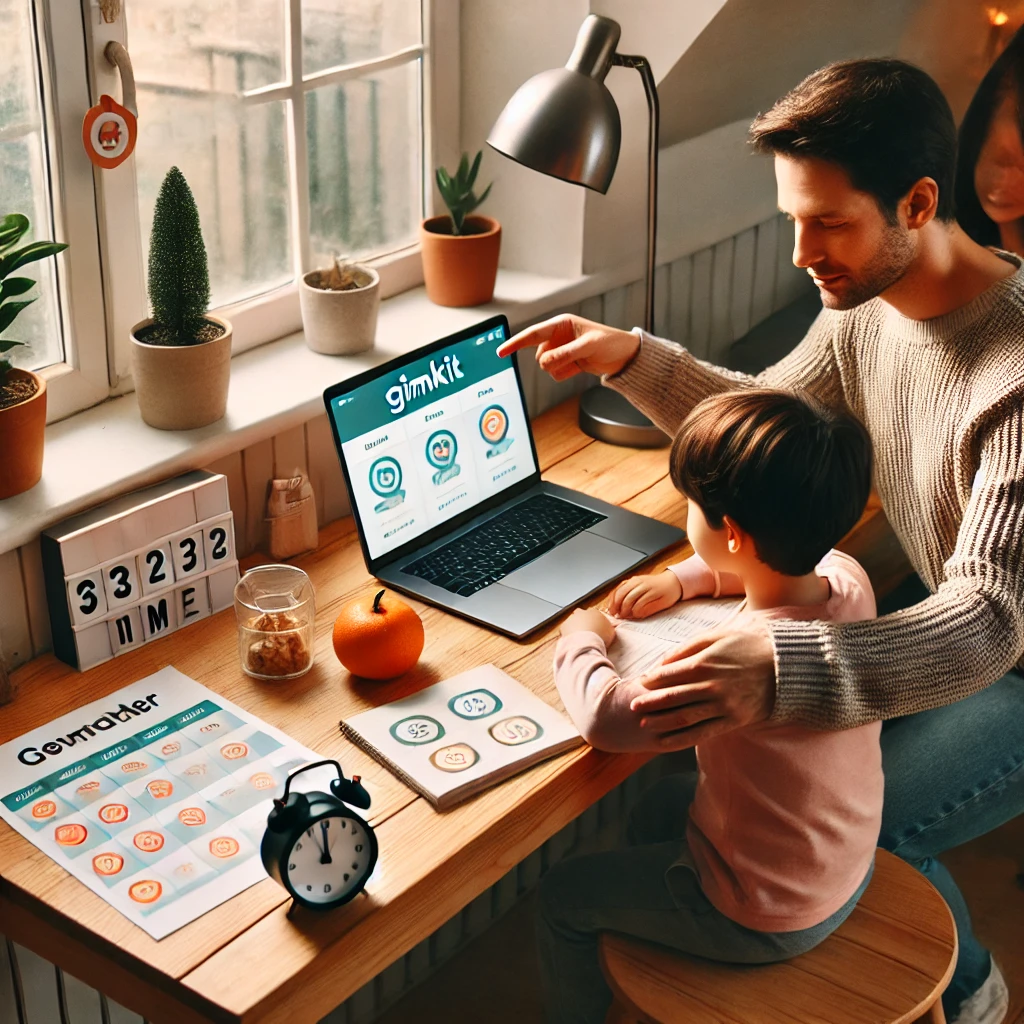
[
  {"left": 609, "top": 598, "right": 744, "bottom": 678},
  {"left": 0, "top": 666, "right": 329, "bottom": 940}
]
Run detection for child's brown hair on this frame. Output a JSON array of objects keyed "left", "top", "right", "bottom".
[{"left": 670, "top": 389, "right": 873, "bottom": 576}]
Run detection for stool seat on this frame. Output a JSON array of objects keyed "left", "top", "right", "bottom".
[{"left": 600, "top": 849, "right": 958, "bottom": 1024}]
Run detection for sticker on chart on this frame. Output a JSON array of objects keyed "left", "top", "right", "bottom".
[
  {"left": 157, "top": 798, "right": 226, "bottom": 843},
  {"left": 14, "top": 793, "right": 75, "bottom": 831},
  {"left": 82, "top": 794, "right": 147, "bottom": 835},
  {"left": 154, "top": 845, "right": 216, "bottom": 897},
  {"left": 390, "top": 715, "right": 445, "bottom": 746},
  {"left": 369, "top": 455, "right": 406, "bottom": 513},
  {"left": 55, "top": 769, "right": 121, "bottom": 810},
  {"left": 425, "top": 429, "right": 461, "bottom": 486},
  {"left": 447, "top": 689, "right": 502, "bottom": 720},
  {"left": 140, "top": 733, "right": 200, "bottom": 762},
  {"left": 116, "top": 819, "right": 181, "bottom": 861},
  {"left": 190, "top": 827, "right": 255, "bottom": 869},
  {"left": 488, "top": 716, "right": 544, "bottom": 746},
  {"left": 178, "top": 709, "right": 245, "bottom": 746},
  {"left": 50, "top": 814, "right": 111, "bottom": 859},
  {"left": 90, "top": 847, "right": 143, "bottom": 888},
  {"left": 98, "top": 751, "right": 160, "bottom": 784},
  {"left": 479, "top": 405, "right": 513, "bottom": 458},
  {"left": 163, "top": 751, "right": 228, "bottom": 787},
  {"left": 429, "top": 743, "right": 479, "bottom": 773},
  {"left": 115, "top": 870, "right": 175, "bottom": 915}
]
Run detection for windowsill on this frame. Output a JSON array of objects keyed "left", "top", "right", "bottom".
[{"left": 0, "top": 267, "right": 635, "bottom": 557}]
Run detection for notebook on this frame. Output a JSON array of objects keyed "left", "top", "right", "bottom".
[{"left": 340, "top": 665, "right": 583, "bottom": 809}]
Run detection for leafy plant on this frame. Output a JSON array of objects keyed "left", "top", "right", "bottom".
[
  {"left": 0, "top": 214, "right": 67, "bottom": 383},
  {"left": 147, "top": 166, "right": 211, "bottom": 344},
  {"left": 435, "top": 151, "right": 493, "bottom": 235}
]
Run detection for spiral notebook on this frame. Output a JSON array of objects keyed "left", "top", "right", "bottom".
[{"left": 339, "top": 665, "right": 583, "bottom": 809}]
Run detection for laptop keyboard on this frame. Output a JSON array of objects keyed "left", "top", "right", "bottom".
[{"left": 402, "top": 494, "right": 606, "bottom": 597}]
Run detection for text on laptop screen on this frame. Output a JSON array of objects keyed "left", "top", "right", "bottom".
[{"left": 329, "top": 324, "right": 537, "bottom": 561}]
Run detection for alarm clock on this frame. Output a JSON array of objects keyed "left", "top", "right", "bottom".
[{"left": 261, "top": 760, "right": 378, "bottom": 910}]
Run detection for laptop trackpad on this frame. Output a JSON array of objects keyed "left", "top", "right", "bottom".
[{"left": 500, "top": 531, "right": 644, "bottom": 607}]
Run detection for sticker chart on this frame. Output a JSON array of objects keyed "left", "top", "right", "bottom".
[
  {"left": 341, "top": 665, "right": 582, "bottom": 809},
  {"left": 0, "top": 667, "right": 324, "bottom": 940}
]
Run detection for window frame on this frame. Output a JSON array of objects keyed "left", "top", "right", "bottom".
[
  {"left": 80, "top": 0, "right": 458, "bottom": 390},
  {"left": 26, "top": 0, "right": 111, "bottom": 423}
]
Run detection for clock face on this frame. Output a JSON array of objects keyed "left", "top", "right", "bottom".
[{"left": 283, "top": 813, "right": 374, "bottom": 905}]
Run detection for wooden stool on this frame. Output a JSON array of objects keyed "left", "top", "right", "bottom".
[{"left": 599, "top": 850, "right": 958, "bottom": 1024}]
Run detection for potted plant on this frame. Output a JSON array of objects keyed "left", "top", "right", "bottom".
[
  {"left": 420, "top": 151, "right": 500, "bottom": 307},
  {"left": 0, "top": 213, "right": 67, "bottom": 500},
  {"left": 299, "top": 255, "right": 380, "bottom": 355},
  {"left": 131, "top": 166, "right": 231, "bottom": 430}
]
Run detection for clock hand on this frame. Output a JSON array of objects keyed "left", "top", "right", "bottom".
[{"left": 319, "top": 820, "right": 332, "bottom": 864}]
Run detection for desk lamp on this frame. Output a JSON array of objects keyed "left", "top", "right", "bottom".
[{"left": 488, "top": 14, "right": 668, "bottom": 447}]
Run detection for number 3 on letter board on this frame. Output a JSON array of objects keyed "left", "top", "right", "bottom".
[{"left": 171, "top": 529, "right": 206, "bottom": 580}]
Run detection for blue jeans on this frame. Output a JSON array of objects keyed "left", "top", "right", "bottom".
[
  {"left": 877, "top": 575, "right": 1024, "bottom": 1016},
  {"left": 537, "top": 772, "right": 873, "bottom": 1024}
]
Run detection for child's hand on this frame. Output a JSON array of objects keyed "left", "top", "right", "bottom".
[
  {"left": 608, "top": 570, "right": 682, "bottom": 619},
  {"left": 561, "top": 608, "right": 617, "bottom": 645}
]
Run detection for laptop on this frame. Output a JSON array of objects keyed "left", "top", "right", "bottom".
[{"left": 323, "top": 315, "right": 684, "bottom": 638}]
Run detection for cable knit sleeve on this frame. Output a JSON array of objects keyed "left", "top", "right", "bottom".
[
  {"left": 770, "top": 400, "right": 1024, "bottom": 728},
  {"left": 552, "top": 633, "right": 660, "bottom": 753},
  {"left": 601, "top": 308, "right": 846, "bottom": 438}
]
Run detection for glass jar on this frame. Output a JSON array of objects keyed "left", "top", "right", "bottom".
[{"left": 234, "top": 564, "right": 315, "bottom": 680}]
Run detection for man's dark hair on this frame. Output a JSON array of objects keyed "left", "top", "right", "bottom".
[
  {"left": 749, "top": 58, "right": 957, "bottom": 224},
  {"left": 670, "top": 389, "right": 873, "bottom": 577},
  {"left": 955, "top": 24, "right": 1024, "bottom": 247}
]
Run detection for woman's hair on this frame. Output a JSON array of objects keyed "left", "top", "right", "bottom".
[
  {"left": 749, "top": 58, "right": 957, "bottom": 224},
  {"left": 955, "top": 24, "right": 1024, "bottom": 247},
  {"left": 670, "top": 389, "right": 873, "bottom": 577}
]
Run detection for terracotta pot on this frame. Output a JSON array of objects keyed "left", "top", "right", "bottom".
[
  {"left": 131, "top": 315, "right": 232, "bottom": 430},
  {"left": 0, "top": 368, "right": 46, "bottom": 500},
  {"left": 420, "top": 214, "right": 501, "bottom": 307},
  {"left": 299, "top": 264, "right": 380, "bottom": 355}
]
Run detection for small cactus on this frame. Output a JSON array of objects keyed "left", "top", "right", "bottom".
[{"left": 435, "top": 151, "right": 493, "bottom": 235}]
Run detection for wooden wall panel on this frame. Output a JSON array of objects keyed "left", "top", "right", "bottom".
[
  {"left": 730, "top": 226, "right": 757, "bottom": 342},
  {"left": 667, "top": 254, "right": 692, "bottom": 347},
  {"left": 241, "top": 437, "right": 275, "bottom": 557},
  {"left": 18, "top": 540, "right": 50, "bottom": 658},
  {"left": 751, "top": 216, "right": 779, "bottom": 325},
  {"left": 0, "top": 551, "right": 32, "bottom": 670},
  {"left": 708, "top": 236, "right": 735, "bottom": 365},
  {"left": 688, "top": 247, "right": 713, "bottom": 360},
  {"left": 306, "top": 414, "right": 351, "bottom": 527}
]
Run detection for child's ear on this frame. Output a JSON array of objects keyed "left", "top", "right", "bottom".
[{"left": 722, "top": 515, "right": 745, "bottom": 555}]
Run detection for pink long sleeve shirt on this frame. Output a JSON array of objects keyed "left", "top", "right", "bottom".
[{"left": 553, "top": 549, "right": 882, "bottom": 932}]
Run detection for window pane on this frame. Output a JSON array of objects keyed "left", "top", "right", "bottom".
[
  {"left": 302, "top": 0, "right": 421, "bottom": 77},
  {"left": 307, "top": 61, "right": 421, "bottom": 267},
  {"left": 0, "top": 2, "right": 64, "bottom": 372},
  {"left": 129, "top": 2, "right": 293, "bottom": 307}
]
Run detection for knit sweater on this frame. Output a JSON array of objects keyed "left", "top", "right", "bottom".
[{"left": 605, "top": 251, "right": 1024, "bottom": 730}]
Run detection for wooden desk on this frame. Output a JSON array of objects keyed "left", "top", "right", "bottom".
[{"left": 0, "top": 398, "right": 911, "bottom": 1024}]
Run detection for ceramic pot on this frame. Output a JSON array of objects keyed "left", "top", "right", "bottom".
[
  {"left": 0, "top": 368, "right": 46, "bottom": 499},
  {"left": 299, "top": 264, "right": 380, "bottom": 355},
  {"left": 420, "top": 214, "right": 501, "bottom": 307},
  {"left": 131, "top": 315, "right": 232, "bottom": 430}
]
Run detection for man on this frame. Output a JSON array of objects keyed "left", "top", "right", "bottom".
[{"left": 499, "top": 59, "right": 1024, "bottom": 1024}]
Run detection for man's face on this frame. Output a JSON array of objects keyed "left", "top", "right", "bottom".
[{"left": 775, "top": 154, "right": 915, "bottom": 310}]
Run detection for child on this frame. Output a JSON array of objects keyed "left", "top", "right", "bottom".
[{"left": 540, "top": 388, "right": 879, "bottom": 1024}]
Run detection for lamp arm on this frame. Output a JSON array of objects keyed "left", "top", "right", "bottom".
[{"left": 612, "top": 54, "right": 659, "bottom": 334}]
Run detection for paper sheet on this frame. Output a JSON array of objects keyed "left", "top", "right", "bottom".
[{"left": 609, "top": 598, "right": 744, "bottom": 678}]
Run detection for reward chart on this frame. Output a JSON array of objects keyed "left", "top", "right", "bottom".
[{"left": 386, "top": 354, "right": 464, "bottom": 415}]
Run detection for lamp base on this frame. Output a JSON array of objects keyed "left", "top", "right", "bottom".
[{"left": 577, "top": 386, "right": 669, "bottom": 448}]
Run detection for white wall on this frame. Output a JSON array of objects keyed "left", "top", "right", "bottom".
[{"left": 459, "top": 0, "right": 589, "bottom": 278}]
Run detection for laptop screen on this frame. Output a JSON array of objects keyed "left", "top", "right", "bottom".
[{"left": 327, "top": 320, "right": 538, "bottom": 562}]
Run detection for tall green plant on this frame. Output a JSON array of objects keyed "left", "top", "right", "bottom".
[
  {"left": 147, "top": 166, "right": 210, "bottom": 343},
  {"left": 0, "top": 214, "right": 67, "bottom": 383},
  {"left": 435, "top": 151, "right": 493, "bottom": 235}
]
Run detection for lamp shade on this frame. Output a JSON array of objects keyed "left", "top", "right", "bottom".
[{"left": 487, "top": 15, "right": 623, "bottom": 193}]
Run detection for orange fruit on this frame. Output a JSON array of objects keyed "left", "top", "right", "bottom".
[{"left": 332, "top": 589, "right": 424, "bottom": 680}]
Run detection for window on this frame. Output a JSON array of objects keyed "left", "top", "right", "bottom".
[{"left": 3, "top": 0, "right": 453, "bottom": 423}]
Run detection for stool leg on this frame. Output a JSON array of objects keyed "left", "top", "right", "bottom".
[
  {"left": 605, "top": 999, "right": 640, "bottom": 1024},
  {"left": 912, "top": 999, "right": 946, "bottom": 1024}
]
